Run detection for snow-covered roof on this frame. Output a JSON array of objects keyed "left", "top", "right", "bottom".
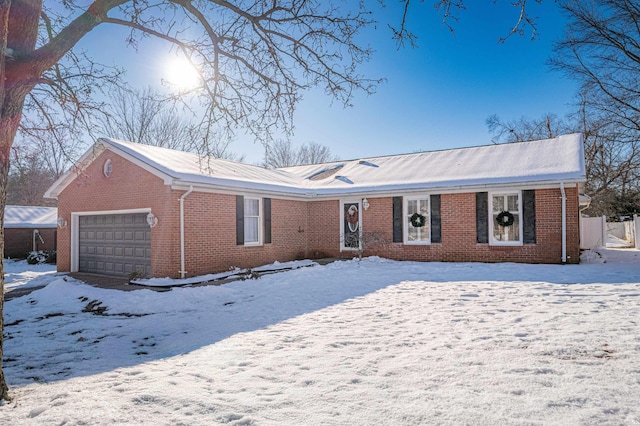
[
  {"left": 46, "top": 134, "right": 586, "bottom": 199},
  {"left": 283, "top": 133, "right": 586, "bottom": 194},
  {"left": 104, "top": 138, "right": 303, "bottom": 189},
  {"left": 4, "top": 205, "right": 57, "bottom": 228}
]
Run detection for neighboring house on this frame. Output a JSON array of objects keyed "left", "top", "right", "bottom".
[
  {"left": 4, "top": 205, "right": 57, "bottom": 259},
  {"left": 45, "top": 134, "right": 587, "bottom": 278}
]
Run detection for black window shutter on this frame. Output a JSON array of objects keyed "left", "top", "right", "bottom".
[
  {"left": 430, "top": 194, "right": 441, "bottom": 243},
  {"left": 523, "top": 190, "right": 536, "bottom": 244},
  {"left": 392, "top": 196, "right": 403, "bottom": 242},
  {"left": 236, "top": 195, "right": 244, "bottom": 245},
  {"left": 476, "top": 192, "right": 488, "bottom": 244},
  {"left": 264, "top": 198, "right": 272, "bottom": 244}
]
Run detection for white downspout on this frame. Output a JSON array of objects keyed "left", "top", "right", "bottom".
[
  {"left": 179, "top": 186, "right": 194, "bottom": 279},
  {"left": 32, "top": 229, "right": 44, "bottom": 252},
  {"left": 560, "top": 183, "right": 567, "bottom": 264}
]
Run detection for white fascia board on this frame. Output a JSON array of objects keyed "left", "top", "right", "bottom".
[
  {"left": 171, "top": 181, "right": 312, "bottom": 201},
  {"left": 44, "top": 144, "right": 107, "bottom": 199},
  {"left": 173, "top": 179, "right": 581, "bottom": 203},
  {"left": 44, "top": 140, "right": 178, "bottom": 200},
  {"left": 99, "top": 138, "right": 176, "bottom": 185},
  {"left": 305, "top": 179, "right": 584, "bottom": 199}
]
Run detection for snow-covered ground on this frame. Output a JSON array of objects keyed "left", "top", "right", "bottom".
[
  {"left": 2, "top": 249, "right": 640, "bottom": 425},
  {"left": 3, "top": 259, "right": 57, "bottom": 292}
]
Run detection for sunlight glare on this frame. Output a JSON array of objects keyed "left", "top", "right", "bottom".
[{"left": 165, "top": 56, "right": 201, "bottom": 90}]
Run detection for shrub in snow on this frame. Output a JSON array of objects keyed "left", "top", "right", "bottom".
[
  {"left": 44, "top": 250, "right": 56, "bottom": 264},
  {"left": 26, "top": 250, "right": 56, "bottom": 265}
]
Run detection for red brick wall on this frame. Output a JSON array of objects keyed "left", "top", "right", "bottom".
[
  {"left": 56, "top": 150, "right": 180, "bottom": 276},
  {"left": 56, "top": 149, "right": 581, "bottom": 277},
  {"left": 308, "top": 187, "right": 580, "bottom": 264},
  {"left": 306, "top": 200, "right": 341, "bottom": 258},
  {"left": 56, "top": 150, "right": 311, "bottom": 277},
  {"left": 4, "top": 228, "right": 57, "bottom": 259},
  {"left": 181, "top": 193, "right": 308, "bottom": 276}
]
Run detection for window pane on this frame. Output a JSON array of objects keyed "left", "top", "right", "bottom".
[
  {"left": 408, "top": 226, "right": 419, "bottom": 241},
  {"left": 244, "top": 217, "right": 259, "bottom": 243},
  {"left": 245, "top": 199, "right": 259, "bottom": 216},
  {"left": 492, "top": 195, "right": 504, "bottom": 212},
  {"left": 507, "top": 195, "right": 518, "bottom": 211},
  {"left": 407, "top": 199, "right": 418, "bottom": 215},
  {"left": 512, "top": 214, "right": 520, "bottom": 240},
  {"left": 419, "top": 199, "right": 429, "bottom": 215}
]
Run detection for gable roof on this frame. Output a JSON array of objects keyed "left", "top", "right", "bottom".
[
  {"left": 4, "top": 205, "right": 57, "bottom": 228},
  {"left": 45, "top": 134, "right": 586, "bottom": 199}
]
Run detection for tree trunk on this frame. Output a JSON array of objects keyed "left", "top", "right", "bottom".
[{"left": 0, "top": 115, "right": 18, "bottom": 402}]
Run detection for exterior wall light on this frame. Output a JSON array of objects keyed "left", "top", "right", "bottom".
[
  {"left": 57, "top": 217, "right": 68, "bottom": 228},
  {"left": 146, "top": 212, "right": 158, "bottom": 228},
  {"left": 362, "top": 198, "right": 370, "bottom": 211}
]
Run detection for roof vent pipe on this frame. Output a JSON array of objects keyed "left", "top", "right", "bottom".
[{"left": 179, "top": 186, "right": 194, "bottom": 279}]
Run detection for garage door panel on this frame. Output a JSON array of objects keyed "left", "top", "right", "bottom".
[{"left": 79, "top": 213, "right": 151, "bottom": 277}]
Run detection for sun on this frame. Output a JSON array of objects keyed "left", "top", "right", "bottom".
[{"left": 164, "top": 55, "right": 201, "bottom": 90}]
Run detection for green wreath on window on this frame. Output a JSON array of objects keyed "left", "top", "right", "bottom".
[
  {"left": 410, "top": 212, "right": 427, "bottom": 228},
  {"left": 496, "top": 211, "right": 515, "bottom": 227}
]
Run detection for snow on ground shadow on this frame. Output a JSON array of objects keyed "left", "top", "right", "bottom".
[{"left": 1, "top": 249, "right": 640, "bottom": 425}]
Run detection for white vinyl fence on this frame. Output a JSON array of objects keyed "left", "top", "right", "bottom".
[
  {"left": 580, "top": 214, "right": 640, "bottom": 249},
  {"left": 580, "top": 216, "right": 607, "bottom": 249}
]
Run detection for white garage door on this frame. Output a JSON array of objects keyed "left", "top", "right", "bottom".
[{"left": 78, "top": 213, "right": 151, "bottom": 277}]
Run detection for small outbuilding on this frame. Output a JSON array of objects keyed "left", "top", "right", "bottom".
[
  {"left": 45, "top": 134, "right": 587, "bottom": 278},
  {"left": 4, "top": 205, "right": 57, "bottom": 259}
]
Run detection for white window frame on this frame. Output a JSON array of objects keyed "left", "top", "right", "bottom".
[
  {"left": 404, "top": 195, "right": 431, "bottom": 245},
  {"left": 489, "top": 190, "right": 523, "bottom": 246},
  {"left": 243, "top": 197, "right": 262, "bottom": 246}
]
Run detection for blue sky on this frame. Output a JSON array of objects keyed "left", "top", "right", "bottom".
[{"left": 81, "top": 1, "right": 578, "bottom": 164}]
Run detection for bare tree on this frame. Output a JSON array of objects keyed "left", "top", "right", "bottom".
[
  {"left": 487, "top": 0, "right": 640, "bottom": 218},
  {"left": 392, "top": 0, "right": 541, "bottom": 46},
  {"left": 7, "top": 142, "right": 57, "bottom": 206},
  {"left": 263, "top": 139, "right": 298, "bottom": 168},
  {"left": 487, "top": 105, "right": 640, "bottom": 217},
  {"left": 486, "top": 113, "right": 572, "bottom": 144},
  {"left": 550, "top": 0, "right": 640, "bottom": 135},
  {"left": 264, "top": 139, "right": 338, "bottom": 168},
  {"left": 0, "top": 0, "right": 382, "bottom": 402},
  {"left": 299, "top": 142, "right": 337, "bottom": 165},
  {"left": 100, "top": 86, "right": 245, "bottom": 161},
  {"left": 101, "top": 86, "right": 191, "bottom": 150},
  {"left": 549, "top": 0, "right": 640, "bottom": 216}
]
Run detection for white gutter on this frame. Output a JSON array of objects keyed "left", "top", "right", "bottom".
[
  {"left": 560, "top": 183, "right": 567, "bottom": 263},
  {"left": 179, "top": 186, "right": 194, "bottom": 279}
]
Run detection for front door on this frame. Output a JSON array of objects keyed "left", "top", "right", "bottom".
[{"left": 342, "top": 200, "right": 361, "bottom": 250}]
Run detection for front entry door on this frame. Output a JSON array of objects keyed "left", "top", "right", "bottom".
[{"left": 342, "top": 200, "right": 361, "bottom": 250}]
